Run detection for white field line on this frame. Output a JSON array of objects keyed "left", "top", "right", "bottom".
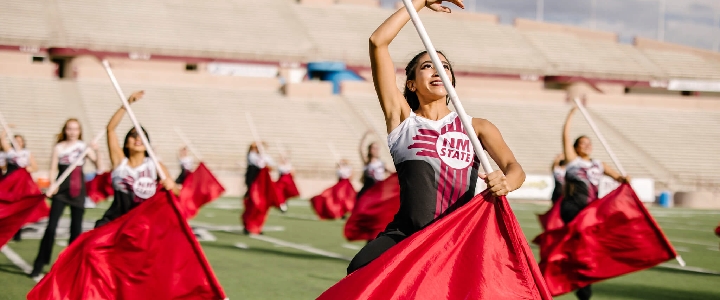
[
  {"left": 342, "top": 244, "right": 362, "bottom": 250},
  {"left": 249, "top": 235, "right": 351, "bottom": 261},
  {"left": 657, "top": 263, "right": 720, "bottom": 275},
  {"left": 1, "top": 245, "right": 32, "bottom": 274},
  {"left": 669, "top": 238, "right": 718, "bottom": 247}
]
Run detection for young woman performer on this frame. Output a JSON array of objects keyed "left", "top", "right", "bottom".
[
  {"left": 1, "top": 129, "right": 38, "bottom": 241},
  {"left": 561, "top": 106, "right": 629, "bottom": 300},
  {"left": 347, "top": 0, "right": 525, "bottom": 274},
  {"left": 551, "top": 153, "right": 567, "bottom": 203},
  {"left": 275, "top": 154, "right": 298, "bottom": 211},
  {"left": 175, "top": 146, "right": 193, "bottom": 184},
  {"left": 357, "top": 131, "right": 387, "bottom": 199},
  {"left": 95, "top": 91, "right": 178, "bottom": 228},
  {"left": 30, "top": 119, "right": 102, "bottom": 277}
]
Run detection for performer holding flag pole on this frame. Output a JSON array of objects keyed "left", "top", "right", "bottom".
[
  {"left": 94, "top": 60, "right": 177, "bottom": 227},
  {"left": 174, "top": 127, "right": 201, "bottom": 184},
  {"left": 29, "top": 119, "right": 103, "bottom": 278},
  {"left": 242, "top": 112, "right": 281, "bottom": 233},
  {"left": 571, "top": 98, "right": 687, "bottom": 270}
]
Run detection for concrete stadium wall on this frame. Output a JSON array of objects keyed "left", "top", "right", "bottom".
[{"left": 514, "top": 18, "right": 618, "bottom": 42}]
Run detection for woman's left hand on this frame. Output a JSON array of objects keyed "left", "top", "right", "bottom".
[
  {"left": 618, "top": 175, "right": 631, "bottom": 183},
  {"left": 480, "top": 170, "right": 511, "bottom": 196},
  {"left": 162, "top": 178, "right": 177, "bottom": 192}
]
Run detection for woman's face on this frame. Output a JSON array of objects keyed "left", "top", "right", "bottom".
[
  {"left": 574, "top": 137, "right": 593, "bottom": 157},
  {"left": 14, "top": 136, "right": 24, "bottom": 149},
  {"left": 408, "top": 53, "right": 453, "bottom": 103},
  {"left": 369, "top": 143, "right": 380, "bottom": 159},
  {"left": 65, "top": 121, "right": 81, "bottom": 141},
  {"left": 125, "top": 130, "right": 146, "bottom": 155}
]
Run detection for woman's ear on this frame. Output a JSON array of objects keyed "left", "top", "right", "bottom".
[{"left": 406, "top": 80, "right": 416, "bottom": 92}]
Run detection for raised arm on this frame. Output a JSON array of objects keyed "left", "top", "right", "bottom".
[
  {"left": 107, "top": 91, "right": 143, "bottom": 169},
  {"left": 563, "top": 107, "right": 578, "bottom": 163},
  {"left": 358, "top": 130, "right": 372, "bottom": 165},
  {"left": 86, "top": 142, "right": 103, "bottom": 172},
  {"left": 26, "top": 153, "right": 38, "bottom": 173},
  {"left": 474, "top": 118, "right": 525, "bottom": 196},
  {"left": 0, "top": 129, "right": 12, "bottom": 152}
]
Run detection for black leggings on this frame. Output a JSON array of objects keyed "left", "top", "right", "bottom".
[
  {"left": 32, "top": 200, "right": 84, "bottom": 272},
  {"left": 347, "top": 231, "right": 407, "bottom": 274},
  {"left": 561, "top": 200, "right": 593, "bottom": 300}
]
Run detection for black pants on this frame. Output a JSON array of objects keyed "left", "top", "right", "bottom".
[
  {"left": 560, "top": 200, "right": 592, "bottom": 300},
  {"left": 32, "top": 200, "right": 84, "bottom": 273},
  {"left": 347, "top": 231, "right": 407, "bottom": 274}
]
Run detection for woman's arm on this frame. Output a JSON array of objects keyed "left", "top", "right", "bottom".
[
  {"left": 603, "top": 162, "right": 629, "bottom": 183},
  {"left": 551, "top": 153, "right": 563, "bottom": 172},
  {"left": 107, "top": 91, "right": 144, "bottom": 169},
  {"left": 0, "top": 129, "right": 12, "bottom": 152},
  {"left": 563, "top": 107, "right": 578, "bottom": 163},
  {"left": 26, "top": 153, "right": 38, "bottom": 173},
  {"left": 87, "top": 143, "right": 102, "bottom": 172},
  {"left": 158, "top": 162, "right": 180, "bottom": 195},
  {"left": 473, "top": 118, "right": 525, "bottom": 196}
]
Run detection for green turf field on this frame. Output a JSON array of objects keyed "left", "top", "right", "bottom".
[{"left": 1, "top": 198, "right": 719, "bottom": 300}]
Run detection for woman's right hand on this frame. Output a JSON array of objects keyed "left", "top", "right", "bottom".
[
  {"left": 128, "top": 91, "right": 144, "bottom": 104},
  {"left": 426, "top": 0, "right": 464, "bottom": 13}
]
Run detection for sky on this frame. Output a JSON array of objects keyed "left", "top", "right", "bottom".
[{"left": 380, "top": 0, "right": 720, "bottom": 51}]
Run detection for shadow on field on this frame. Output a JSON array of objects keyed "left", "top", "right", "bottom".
[
  {"left": 595, "top": 282, "right": 720, "bottom": 300},
  {"left": 202, "top": 242, "right": 350, "bottom": 263},
  {"left": 0, "top": 263, "right": 27, "bottom": 276}
]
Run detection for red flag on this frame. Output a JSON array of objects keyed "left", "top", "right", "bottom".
[
  {"left": 318, "top": 191, "right": 552, "bottom": 300},
  {"left": 242, "top": 167, "right": 279, "bottom": 234},
  {"left": 715, "top": 223, "right": 720, "bottom": 237},
  {"left": 537, "top": 197, "right": 564, "bottom": 231},
  {"left": 311, "top": 179, "right": 357, "bottom": 220},
  {"left": 0, "top": 169, "right": 46, "bottom": 247},
  {"left": 535, "top": 184, "right": 677, "bottom": 296},
  {"left": 177, "top": 162, "right": 225, "bottom": 219},
  {"left": 27, "top": 190, "right": 226, "bottom": 300},
  {"left": 343, "top": 174, "right": 400, "bottom": 241},
  {"left": 86, "top": 172, "right": 114, "bottom": 203},
  {"left": 276, "top": 173, "right": 300, "bottom": 201}
]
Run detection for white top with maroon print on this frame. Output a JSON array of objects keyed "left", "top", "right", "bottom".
[
  {"left": 111, "top": 157, "right": 158, "bottom": 202},
  {"left": 6, "top": 149, "right": 30, "bottom": 168},
  {"left": 58, "top": 141, "right": 86, "bottom": 166}
]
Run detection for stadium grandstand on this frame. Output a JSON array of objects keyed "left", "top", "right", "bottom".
[{"left": 1, "top": 0, "right": 720, "bottom": 207}]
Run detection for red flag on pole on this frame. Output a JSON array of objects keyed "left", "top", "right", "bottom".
[
  {"left": 535, "top": 184, "right": 677, "bottom": 296},
  {"left": 343, "top": 174, "right": 400, "bottom": 241},
  {"left": 242, "top": 167, "right": 279, "bottom": 234},
  {"left": 310, "top": 178, "right": 357, "bottom": 220},
  {"left": 319, "top": 191, "right": 552, "bottom": 300},
  {"left": 177, "top": 162, "right": 225, "bottom": 219},
  {"left": 86, "top": 172, "right": 114, "bottom": 203},
  {"left": 0, "top": 169, "right": 46, "bottom": 247},
  {"left": 27, "top": 190, "right": 226, "bottom": 300},
  {"left": 275, "top": 173, "right": 300, "bottom": 201}
]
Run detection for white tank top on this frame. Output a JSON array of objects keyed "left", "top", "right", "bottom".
[
  {"left": 179, "top": 156, "right": 194, "bottom": 170},
  {"left": 58, "top": 141, "right": 87, "bottom": 166},
  {"left": 278, "top": 162, "right": 293, "bottom": 175},
  {"left": 111, "top": 157, "right": 158, "bottom": 200},
  {"left": 337, "top": 165, "right": 352, "bottom": 179},
  {"left": 363, "top": 160, "right": 386, "bottom": 182},
  {"left": 248, "top": 152, "right": 275, "bottom": 169},
  {"left": 6, "top": 149, "right": 31, "bottom": 168}
]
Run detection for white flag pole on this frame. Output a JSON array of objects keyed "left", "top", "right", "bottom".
[
  {"left": 174, "top": 127, "right": 203, "bottom": 161},
  {"left": 244, "top": 112, "right": 265, "bottom": 156},
  {"left": 572, "top": 98, "right": 626, "bottom": 176},
  {"left": 45, "top": 131, "right": 106, "bottom": 197},
  {"left": 101, "top": 60, "right": 167, "bottom": 180},
  {"left": 400, "top": 0, "right": 493, "bottom": 173},
  {"left": 0, "top": 111, "right": 21, "bottom": 152}
]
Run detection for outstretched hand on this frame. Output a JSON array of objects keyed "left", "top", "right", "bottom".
[
  {"left": 128, "top": 91, "right": 144, "bottom": 104},
  {"left": 425, "top": 0, "right": 464, "bottom": 13}
]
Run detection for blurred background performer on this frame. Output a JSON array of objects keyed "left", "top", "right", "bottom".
[
  {"left": 551, "top": 153, "right": 567, "bottom": 203},
  {"left": 311, "top": 159, "right": 357, "bottom": 220},
  {"left": 30, "top": 118, "right": 101, "bottom": 278},
  {"left": 357, "top": 131, "right": 388, "bottom": 199},
  {"left": 175, "top": 146, "right": 194, "bottom": 185},
  {"left": 242, "top": 142, "right": 276, "bottom": 234},
  {"left": 561, "top": 106, "right": 629, "bottom": 300},
  {"left": 95, "top": 91, "right": 177, "bottom": 228},
  {"left": 274, "top": 153, "right": 298, "bottom": 212},
  {"left": 1, "top": 128, "right": 38, "bottom": 241}
]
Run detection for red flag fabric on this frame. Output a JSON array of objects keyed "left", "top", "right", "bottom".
[
  {"left": 0, "top": 169, "right": 46, "bottom": 247},
  {"left": 715, "top": 223, "right": 720, "bottom": 237},
  {"left": 27, "top": 190, "right": 226, "bottom": 300},
  {"left": 276, "top": 173, "right": 300, "bottom": 201},
  {"left": 177, "top": 162, "right": 225, "bottom": 219},
  {"left": 343, "top": 174, "right": 400, "bottom": 241},
  {"left": 86, "top": 172, "right": 114, "bottom": 203},
  {"left": 534, "top": 184, "right": 677, "bottom": 296},
  {"left": 318, "top": 190, "right": 552, "bottom": 300},
  {"left": 537, "top": 197, "right": 564, "bottom": 231},
  {"left": 311, "top": 179, "right": 357, "bottom": 220},
  {"left": 242, "top": 167, "right": 280, "bottom": 234}
]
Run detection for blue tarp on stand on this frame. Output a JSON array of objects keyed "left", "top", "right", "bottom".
[{"left": 307, "top": 62, "right": 364, "bottom": 94}]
